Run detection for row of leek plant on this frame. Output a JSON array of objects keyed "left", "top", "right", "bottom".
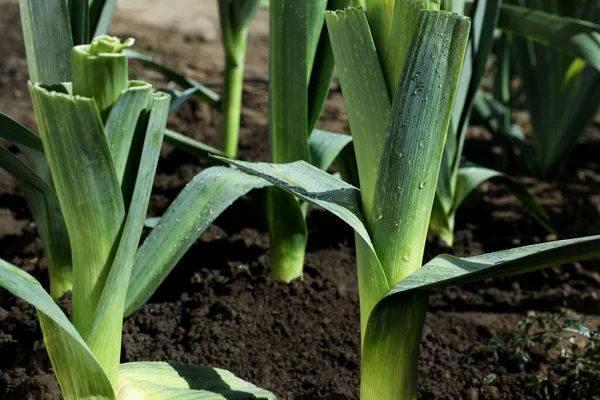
[
  {"left": 474, "top": 0, "right": 600, "bottom": 180},
  {"left": 2, "top": 1, "right": 600, "bottom": 398},
  {"left": 0, "top": 30, "right": 274, "bottom": 400},
  {"left": 214, "top": 5, "right": 600, "bottom": 398}
]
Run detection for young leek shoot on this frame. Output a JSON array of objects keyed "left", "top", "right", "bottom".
[
  {"left": 218, "top": 0, "right": 262, "bottom": 157},
  {"left": 267, "top": 0, "right": 350, "bottom": 282}
]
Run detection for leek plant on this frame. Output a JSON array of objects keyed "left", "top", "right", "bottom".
[
  {"left": 0, "top": 27, "right": 274, "bottom": 400},
  {"left": 476, "top": 0, "right": 600, "bottom": 179},
  {"left": 430, "top": 0, "right": 552, "bottom": 245},
  {"left": 211, "top": 4, "right": 600, "bottom": 398},
  {"left": 217, "top": 0, "right": 261, "bottom": 157},
  {"left": 267, "top": 0, "right": 352, "bottom": 281}
]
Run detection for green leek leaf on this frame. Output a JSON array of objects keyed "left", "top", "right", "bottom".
[
  {"left": 0, "top": 112, "right": 44, "bottom": 153},
  {"left": 224, "top": 159, "right": 375, "bottom": 253},
  {"left": 116, "top": 362, "right": 276, "bottom": 399},
  {"left": 85, "top": 93, "right": 170, "bottom": 385},
  {"left": 370, "top": 10, "right": 470, "bottom": 284},
  {"left": 125, "top": 50, "right": 221, "bottom": 109},
  {"left": 0, "top": 112, "right": 73, "bottom": 299},
  {"left": 90, "top": 0, "right": 118, "bottom": 38},
  {"left": 125, "top": 167, "right": 268, "bottom": 316},
  {"left": 29, "top": 83, "right": 125, "bottom": 338},
  {"left": 384, "top": 0, "right": 441, "bottom": 98},
  {"left": 0, "top": 146, "right": 56, "bottom": 199},
  {"left": 388, "top": 234, "right": 600, "bottom": 294},
  {"left": 307, "top": 0, "right": 352, "bottom": 132},
  {"left": 104, "top": 81, "right": 153, "bottom": 185},
  {"left": 308, "top": 129, "right": 352, "bottom": 171},
  {"left": 20, "top": 0, "right": 73, "bottom": 83},
  {"left": 164, "top": 129, "right": 227, "bottom": 163},
  {"left": 325, "top": 7, "right": 390, "bottom": 222},
  {"left": 0, "top": 259, "right": 113, "bottom": 399},
  {"left": 498, "top": 4, "right": 600, "bottom": 72}
]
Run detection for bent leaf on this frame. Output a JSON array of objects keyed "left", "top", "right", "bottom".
[
  {"left": 497, "top": 4, "right": 600, "bottom": 72},
  {"left": 125, "top": 50, "right": 221, "bottom": 109},
  {"left": 29, "top": 83, "right": 126, "bottom": 337},
  {"left": 125, "top": 167, "right": 268, "bottom": 316},
  {"left": 308, "top": 129, "right": 353, "bottom": 171},
  {"left": 220, "top": 158, "right": 388, "bottom": 324},
  {"left": 0, "top": 112, "right": 45, "bottom": 153},
  {"left": 454, "top": 163, "right": 552, "bottom": 232},
  {"left": 388, "top": 234, "right": 600, "bottom": 295},
  {"left": 224, "top": 159, "right": 374, "bottom": 251},
  {"left": 364, "top": 234, "right": 600, "bottom": 400},
  {"left": 164, "top": 129, "right": 226, "bottom": 163},
  {"left": 117, "top": 362, "right": 275, "bottom": 399},
  {"left": 86, "top": 93, "right": 170, "bottom": 386},
  {"left": 0, "top": 259, "right": 113, "bottom": 399}
]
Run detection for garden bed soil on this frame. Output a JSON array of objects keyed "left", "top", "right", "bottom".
[{"left": 1, "top": 3, "right": 600, "bottom": 399}]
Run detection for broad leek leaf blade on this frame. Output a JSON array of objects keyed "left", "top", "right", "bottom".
[
  {"left": 105, "top": 81, "right": 153, "bottom": 185},
  {"left": 498, "top": 4, "right": 600, "bottom": 72},
  {"left": 0, "top": 259, "right": 113, "bottom": 399},
  {"left": 308, "top": 129, "right": 352, "bottom": 171},
  {"left": 85, "top": 93, "right": 170, "bottom": 386},
  {"left": 384, "top": 0, "right": 441, "bottom": 98},
  {"left": 0, "top": 145, "right": 56, "bottom": 199},
  {"left": 326, "top": 7, "right": 390, "bottom": 221},
  {"left": 0, "top": 111, "right": 44, "bottom": 153},
  {"left": 389, "top": 235, "right": 600, "bottom": 294},
  {"left": 363, "top": 234, "right": 600, "bottom": 400},
  {"left": 307, "top": 0, "right": 352, "bottom": 132},
  {"left": 220, "top": 158, "right": 388, "bottom": 330},
  {"left": 29, "top": 83, "right": 125, "bottom": 337},
  {"left": 371, "top": 11, "right": 470, "bottom": 284},
  {"left": 90, "top": 0, "right": 118, "bottom": 37},
  {"left": 364, "top": 0, "right": 395, "bottom": 63},
  {"left": 454, "top": 163, "right": 551, "bottom": 231},
  {"left": 224, "top": 159, "right": 374, "bottom": 251},
  {"left": 117, "top": 362, "right": 276, "bottom": 399},
  {"left": 19, "top": 0, "right": 73, "bottom": 84},
  {"left": 0, "top": 113, "right": 73, "bottom": 299},
  {"left": 164, "top": 129, "right": 227, "bottom": 163},
  {"left": 307, "top": 0, "right": 328, "bottom": 78},
  {"left": 69, "top": 0, "right": 90, "bottom": 45},
  {"left": 125, "top": 50, "right": 221, "bottom": 109},
  {"left": 269, "top": 0, "right": 310, "bottom": 162},
  {"left": 125, "top": 167, "right": 268, "bottom": 316}
]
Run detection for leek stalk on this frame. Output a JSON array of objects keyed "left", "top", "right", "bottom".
[{"left": 218, "top": 0, "right": 261, "bottom": 158}]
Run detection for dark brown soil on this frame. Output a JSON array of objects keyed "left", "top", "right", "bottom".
[{"left": 1, "top": 3, "right": 600, "bottom": 399}]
